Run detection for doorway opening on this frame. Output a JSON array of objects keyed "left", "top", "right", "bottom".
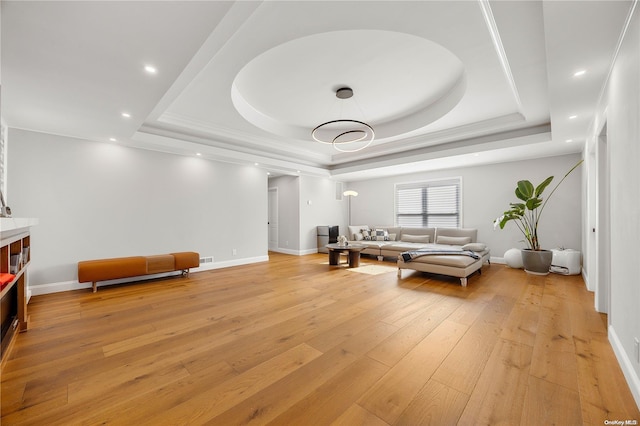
[
  {"left": 268, "top": 187, "right": 278, "bottom": 251},
  {"left": 596, "top": 122, "right": 610, "bottom": 317}
]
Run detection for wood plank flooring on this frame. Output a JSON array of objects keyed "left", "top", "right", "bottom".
[{"left": 2, "top": 252, "right": 639, "bottom": 425}]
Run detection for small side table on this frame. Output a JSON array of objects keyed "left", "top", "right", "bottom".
[{"left": 326, "top": 243, "right": 365, "bottom": 268}]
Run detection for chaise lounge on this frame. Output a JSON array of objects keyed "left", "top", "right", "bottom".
[{"left": 347, "top": 226, "right": 490, "bottom": 286}]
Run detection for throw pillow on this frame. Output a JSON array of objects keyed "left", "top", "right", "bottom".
[
  {"left": 436, "top": 235, "right": 472, "bottom": 245},
  {"left": 0, "top": 273, "right": 16, "bottom": 290},
  {"left": 400, "top": 234, "right": 430, "bottom": 243},
  {"left": 362, "top": 229, "right": 372, "bottom": 240},
  {"left": 462, "top": 242, "right": 487, "bottom": 252},
  {"left": 349, "top": 225, "right": 369, "bottom": 240},
  {"left": 374, "top": 228, "right": 389, "bottom": 241}
]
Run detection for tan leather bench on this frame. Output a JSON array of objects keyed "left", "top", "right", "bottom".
[{"left": 78, "top": 252, "right": 199, "bottom": 292}]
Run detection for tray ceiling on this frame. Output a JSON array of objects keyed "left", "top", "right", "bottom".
[{"left": 1, "top": 1, "right": 633, "bottom": 180}]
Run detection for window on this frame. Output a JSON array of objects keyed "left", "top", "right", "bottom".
[{"left": 395, "top": 178, "right": 461, "bottom": 228}]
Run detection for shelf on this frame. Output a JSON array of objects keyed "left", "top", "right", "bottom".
[
  {"left": 0, "top": 260, "right": 29, "bottom": 300},
  {"left": 0, "top": 217, "right": 39, "bottom": 234},
  {"left": 1, "top": 219, "right": 36, "bottom": 367}
]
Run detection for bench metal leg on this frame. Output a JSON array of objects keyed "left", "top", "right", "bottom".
[{"left": 92, "top": 282, "right": 97, "bottom": 293}]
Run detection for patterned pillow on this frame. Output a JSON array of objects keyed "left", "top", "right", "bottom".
[
  {"left": 362, "top": 229, "right": 372, "bottom": 240},
  {"left": 374, "top": 229, "right": 390, "bottom": 241}
]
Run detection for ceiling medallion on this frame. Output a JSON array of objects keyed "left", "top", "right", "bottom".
[{"left": 311, "top": 87, "right": 375, "bottom": 152}]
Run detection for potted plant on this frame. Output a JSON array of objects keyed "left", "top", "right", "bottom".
[{"left": 494, "top": 160, "right": 583, "bottom": 275}]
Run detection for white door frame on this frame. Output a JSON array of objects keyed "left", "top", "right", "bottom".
[
  {"left": 268, "top": 187, "right": 278, "bottom": 251},
  {"left": 595, "top": 121, "right": 611, "bottom": 317}
]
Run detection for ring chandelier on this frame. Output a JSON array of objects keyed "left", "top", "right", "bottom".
[{"left": 311, "top": 87, "right": 375, "bottom": 152}]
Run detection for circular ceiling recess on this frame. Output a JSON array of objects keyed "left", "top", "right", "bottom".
[{"left": 231, "top": 30, "right": 466, "bottom": 143}]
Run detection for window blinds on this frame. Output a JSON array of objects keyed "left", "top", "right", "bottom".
[{"left": 395, "top": 178, "right": 461, "bottom": 228}]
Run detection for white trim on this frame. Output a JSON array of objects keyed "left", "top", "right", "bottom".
[
  {"left": 490, "top": 256, "right": 506, "bottom": 264},
  {"left": 478, "top": 0, "right": 524, "bottom": 116},
  {"left": 581, "top": 268, "right": 591, "bottom": 292},
  {"left": 300, "top": 248, "right": 319, "bottom": 256},
  {"left": 27, "top": 256, "right": 270, "bottom": 296},
  {"left": 609, "top": 325, "right": 640, "bottom": 410},
  {"left": 30, "top": 280, "right": 90, "bottom": 296},
  {"left": 198, "top": 255, "right": 269, "bottom": 270},
  {"left": 158, "top": 111, "right": 329, "bottom": 163},
  {"left": 594, "top": 0, "right": 638, "bottom": 118},
  {"left": 269, "top": 247, "right": 317, "bottom": 256}
]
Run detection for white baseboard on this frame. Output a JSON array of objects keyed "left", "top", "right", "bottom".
[
  {"left": 609, "top": 325, "right": 640, "bottom": 410},
  {"left": 27, "top": 255, "right": 270, "bottom": 297},
  {"left": 270, "top": 248, "right": 318, "bottom": 256},
  {"left": 30, "top": 279, "right": 92, "bottom": 296},
  {"left": 490, "top": 256, "right": 506, "bottom": 264},
  {"left": 582, "top": 268, "right": 594, "bottom": 292},
  {"left": 300, "top": 248, "right": 319, "bottom": 255},
  {"left": 194, "top": 255, "right": 269, "bottom": 270},
  {"left": 269, "top": 247, "right": 299, "bottom": 255}
]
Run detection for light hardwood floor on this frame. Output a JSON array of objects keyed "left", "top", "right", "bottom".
[{"left": 2, "top": 252, "right": 638, "bottom": 425}]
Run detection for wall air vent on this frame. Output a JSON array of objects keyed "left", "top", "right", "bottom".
[{"left": 199, "top": 256, "right": 213, "bottom": 264}]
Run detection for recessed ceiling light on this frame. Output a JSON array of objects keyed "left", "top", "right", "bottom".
[
  {"left": 473, "top": 153, "right": 480, "bottom": 157},
  {"left": 573, "top": 69, "right": 586, "bottom": 77},
  {"left": 569, "top": 115, "right": 577, "bottom": 120},
  {"left": 266, "top": 172, "right": 271, "bottom": 176},
  {"left": 109, "top": 137, "right": 117, "bottom": 142},
  {"left": 566, "top": 139, "right": 574, "bottom": 143},
  {"left": 144, "top": 65, "right": 157, "bottom": 74},
  {"left": 296, "top": 170, "right": 301, "bottom": 173},
  {"left": 254, "top": 163, "right": 259, "bottom": 166},
  {"left": 121, "top": 112, "right": 131, "bottom": 118},
  {"left": 196, "top": 153, "right": 201, "bottom": 156}
]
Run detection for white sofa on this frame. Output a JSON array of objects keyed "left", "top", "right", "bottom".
[{"left": 347, "top": 226, "right": 490, "bottom": 286}]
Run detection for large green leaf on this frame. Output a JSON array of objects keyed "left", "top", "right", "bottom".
[
  {"left": 526, "top": 198, "right": 542, "bottom": 210},
  {"left": 516, "top": 180, "right": 534, "bottom": 201},
  {"left": 508, "top": 203, "right": 525, "bottom": 215},
  {"left": 535, "top": 176, "right": 554, "bottom": 197},
  {"left": 499, "top": 214, "right": 517, "bottom": 229}
]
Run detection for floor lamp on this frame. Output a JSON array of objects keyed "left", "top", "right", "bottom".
[{"left": 343, "top": 190, "right": 358, "bottom": 226}]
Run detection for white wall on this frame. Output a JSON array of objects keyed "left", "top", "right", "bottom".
[
  {"left": 269, "top": 175, "right": 346, "bottom": 254},
  {"left": 586, "top": 4, "right": 640, "bottom": 407},
  {"left": 299, "top": 176, "right": 346, "bottom": 253},
  {"left": 348, "top": 153, "right": 583, "bottom": 261},
  {"left": 6, "top": 128, "right": 268, "bottom": 289},
  {"left": 268, "top": 175, "right": 300, "bottom": 252}
]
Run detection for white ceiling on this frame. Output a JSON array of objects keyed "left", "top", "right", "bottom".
[{"left": 1, "top": 1, "right": 634, "bottom": 181}]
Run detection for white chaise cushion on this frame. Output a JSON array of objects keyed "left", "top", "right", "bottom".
[
  {"left": 401, "top": 234, "right": 430, "bottom": 243},
  {"left": 462, "top": 242, "right": 487, "bottom": 252},
  {"left": 436, "top": 235, "right": 472, "bottom": 245}
]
